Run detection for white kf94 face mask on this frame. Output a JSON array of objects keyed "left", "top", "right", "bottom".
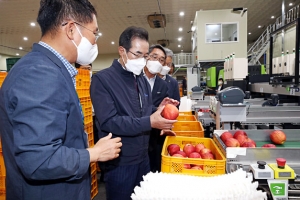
[
  {"left": 121, "top": 49, "right": 146, "bottom": 75},
  {"left": 160, "top": 66, "right": 170, "bottom": 76},
  {"left": 146, "top": 60, "right": 163, "bottom": 74},
  {"left": 72, "top": 24, "right": 98, "bottom": 66}
]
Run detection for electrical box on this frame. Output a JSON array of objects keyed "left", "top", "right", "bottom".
[{"left": 231, "top": 58, "right": 247, "bottom": 80}]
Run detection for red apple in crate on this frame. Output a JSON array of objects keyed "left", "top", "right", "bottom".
[
  {"left": 183, "top": 144, "right": 196, "bottom": 157},
  {"left": 188, "top": 152, "right": 201, "bottom": 158},
  {"left": 191, "top": 165, "right": 203, "bottom": 170},
  {"left": 270, "top": 130, "right": 286, "bottom": 145},
  {"left": 161, "top": 104, "right": 179, "bottom": 120},
  {"left": 234, "top": 134, "right": 248, "bottom": 146},
  {"left": 220, "top": 131, "right": 233, "bottom": 142},
  {"left": 233, "top": 130, "right": 248, "bottom": 138},
  {"left": 202, "top": 153, "right": 214, "bottom": 160},
  {"left": 262, "top": 144, "right": 276, "bottom": 148},
  {"left": 200, "top": 148, "right": 212, "bottom": 156},
  {"left": 175, "top": 150, "right": 187, "bottom": 157},
  {"left": 183, "top": 164, "right": 191, "bottom": 169},
  {"left": 225, "top": 138, "right": 240, "bottom": 147},
  {"left": 195, "top": 143, "right": 205, "bottom": 153},
  {"left": 244, "top": 138, "right": 256, "bottom": 146},
  {"left": 167, "top": 144, "right": 180, "bottom": 156},
  {"left": 172, "top": 153, "right": 184, "bottom": 157},
  {"left": 241, "top": 142, "right": 256, "bottom": 148}
]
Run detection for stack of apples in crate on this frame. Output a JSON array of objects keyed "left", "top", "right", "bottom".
[
  {"left": 167, "top": 143, "right": 215, "bottom": 170},
  {"left": 220, "top": 130, "right": 286, "bottom": 148}
]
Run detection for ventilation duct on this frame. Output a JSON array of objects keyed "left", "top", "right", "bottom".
[
  {"left": 157, "top": 39, "right": 169, "bottom": 47},
  {"left": 147, "top": 14, "right": 166, "bottom": 28}
]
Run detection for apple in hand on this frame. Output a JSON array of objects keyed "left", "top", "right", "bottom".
[{"left": 161, "top": 104, "right": 179, "bottom": 120}]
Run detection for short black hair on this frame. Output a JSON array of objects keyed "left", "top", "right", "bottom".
[
  {"left": 149, "top": 44, "right": 166, "bottom": 58},
  {"left": 75, "top": 63, "right": 92, "bottom": 68},
  {"left": 219, "top": 78, "right": 224, "bottom": 82},
  {"left": 37, "top": 0, "right": 97, "bottom": 36},
  {"left": 119, "top": 26, "right": 149, "bottom": 51}
]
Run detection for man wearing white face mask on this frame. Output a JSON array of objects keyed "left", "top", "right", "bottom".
[
  {"left": 91, "top": 26, "right": 179, "bottom": 200},
  {"left": 0, "top": 1, "right": 122, "bottom": 199},
  {"left": 159, "top": 48, "right": 181, "bottom": 107},
  {"left": 143, "top": 44, "right": 169, "bottom": 173}
]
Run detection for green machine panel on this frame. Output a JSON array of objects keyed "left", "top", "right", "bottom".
[
  {"left": 218, "top": 69, "right": 224, "bottom": 80},
  {"left": 6, "top": 58, "right": 21, "bottom": 72},
  {"left": 206, "top": 66, "right": 223, "bottom": 88}
]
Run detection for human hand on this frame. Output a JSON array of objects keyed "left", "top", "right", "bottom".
[
  {"left": 158, "top": 97, "right": 179, "bottom": 108},
  {"left": 160, "top": 129, "right": 176, "bottom": 136},
  {"left": 150, "top": 106, "right": 177, "bottom": 130},
  {"left": 87, "top": 133, "right": 122, "bottom": 162}
]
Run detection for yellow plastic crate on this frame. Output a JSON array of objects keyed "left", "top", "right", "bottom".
[
  {"left": 179, "top": 111, "right": 192, "bottom": 115},
  {"left": 0, "top": 176, "right": 5, "bottom": 194},
  {"left": 172, "top": 121, "right": 204, "bottom": 137},
  {"left": 177, "top": 115, "right": 196, "bottom": 121},
  {"left": 91, "top": 171, "right": 98, "bottom": 199},
  {"left": 90, "top": 162, "right": 97, "bottom": 175},
  {"left": 161, "top": 136, "right": 226, "bottom": 176}
]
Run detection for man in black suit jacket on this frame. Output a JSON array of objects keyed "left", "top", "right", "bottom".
[{"left": 143, "top": 44, "right": 169, "bottom": 172}]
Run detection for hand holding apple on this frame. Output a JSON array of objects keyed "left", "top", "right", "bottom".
[{"left": 150, "top": 106, "right": 177, "bottom": 130}]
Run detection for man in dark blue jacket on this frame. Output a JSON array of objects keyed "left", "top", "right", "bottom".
[
  {"left": 90, "top": 26, "right": 179, "bottom": 200},
  {"left": 0, "top": 1, "right": 122, "bottom": 200},
  {"left": 142, "top": 44, "right": 169, "bottom": 172}
]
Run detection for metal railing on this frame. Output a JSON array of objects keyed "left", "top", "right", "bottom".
[
  {"left": 247, "top": 4, "right": 300, "bottom": 65},
  {"left": 173, "top": 53, "right": 196, "bottom": 66}
]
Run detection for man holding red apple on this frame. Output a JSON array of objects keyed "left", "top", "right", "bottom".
[{"left": 90, "top": 26, "right": 179, "bottom": 200}]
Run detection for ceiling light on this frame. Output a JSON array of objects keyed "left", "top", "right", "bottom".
[
  {"left": 271, "top": 16, "right": 275, "bottom": 19},
  {"left": 98, "top": 33, "right": 102, "bottom": 36},
  {"left": 16, "top": 53, "right": 19, "bottom": 56},
  {"left": 191, "top": 26, "right": 196, "bottom": 31},
  {"left": 23, "top": 37, "right": 28, "bottom": 41},
  {"left": 179, "top": 27, "right": 183, "bottom": 31},
  {"left": 111, "top": 41, "right": 114, "bottom": 44},
  {"left": 178, "top": 37, "right": 182, "bottom": 41},
  {"left": 30, "top": 22, "right": 36, "bottom": 27},
  {"left": 289, "top": 3, "right": 293, "bottom": 6},
  {"left": 258, "top": 25, "right": 261, "bottom": 28},
  {"left": 248, "top": 32, "right": 251, "bottom": 35},
  {"left": 19, "top": 47, "right": 23, "bottom": 50},
  {"left": 178, "top": 45, "right": 181, "bottom": 48},
  {"left": 179, "top": 12, "right": 184, "bottom": 16}
]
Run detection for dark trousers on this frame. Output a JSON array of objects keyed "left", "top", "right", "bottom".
[
  {"left": 104, "top": 157, "right": 150, "bottom": 200},
  {"left": 149, "top": 129, "right": 165, "bottom": 172}
]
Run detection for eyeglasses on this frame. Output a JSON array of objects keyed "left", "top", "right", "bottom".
[
  {"left": 128, "top": 50, "right": 149, "bottom": 60},
  {"left": 148, "top": 54, "right": 166, "bottom": 64},
  {"left": 62, "top": 21, "right": 100, "bottom": 42}
]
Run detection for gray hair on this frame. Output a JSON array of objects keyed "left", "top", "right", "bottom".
[{"left": 163, "top": 47, "right": 173, "bottom": 58}]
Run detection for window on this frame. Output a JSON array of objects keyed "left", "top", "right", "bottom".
[{"left": 205, "top": 23, "right": 238, "bottom": 43}]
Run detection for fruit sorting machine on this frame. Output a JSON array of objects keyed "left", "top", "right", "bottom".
[{"left": 213, "top": 129, "right": 300, "bottom": 199}]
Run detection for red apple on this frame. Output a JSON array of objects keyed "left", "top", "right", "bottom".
[
  {"left": 167, "top": 144, "right": 180, "bottom": 156},
  {"left": 183, "top": 144, "right": 196, "bottom": 157},
  {"left": 244, "top": 138, "right": 256, "bottom": 146},
  {"left": 174, "top": 150, "right": 187, "bottom": 157},
  {"left": 220, "top": 131, "right": 233, "bottom": 142},
  {"left": 233, "top": 130, "right": 248, "bottom": 138},
  {"left": 270, "top": 130, "right": 286, "bottom": 145},
  {"left": 172, "top": 153, "right": 184, "bottom": 157},
  {"left": 262, "top": 144, "right": 276, "bottom": 148},
  {"left": 183, "top": 164, "right": 191, "bottom": 169},
  {"left": 241, "top": 142, "right": 256, "bottom": 148},
  {"left": 201, "top": 153, "right": 214, "bottom": 159},
  {"left": 161, "top": 104, "right": 179, "bottom": 120},
  {"left": 225, "top": 138, "right": 240, "bottom": 147},
  {"left": 195, "top": 143, "right": 205, "bottom": 153},
  {"left": 191, "top": 165, "right": 203, "bottom": 170},
  {"left": 200, "top": 148, "right": 212, "bottom": 156},
  {"left": 234, "top": 134, "right": 248, "bottom": 146},
  {"left": 188, "top": 152, "right": 201, "bottom": 158}
]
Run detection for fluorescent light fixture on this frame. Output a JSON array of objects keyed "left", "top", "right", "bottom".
[
  {"left": 258, "top": 25, "right": 261, "bottom": 28},
  {"left": 289, "top": 3, "right": 293, "bottom": 6},
  {"left": 111, "top": 41, "right": 115, "bottom": 44},
  {"left": 191, "top": 26, "right": 196, "bottom": 31},
  {"left": 248, "top": 32, "right": 251, "bottom": 35},
  {"left": 178, "top": 27, "right": 183, "bottom": 31},
  {"left": 30, "top": 22, "right": 36, "bottom": 27},
  {"left": 271, "top": 16, "right": 275, "bottom": 19},
  {"left": 23, "top": 37, "right": 28, "bottom": 41},
  {"left": 179, "top": 12, "right": 184, "bottom": 16},
  {"left": 16, "top": 53, "right": 19, "bottom": 56},
  {"left": 98, "top": 33, "right": 102, "bottom": 36},
  {"left": 178, "top": 45, "right": 181, "bottom": 47},
  {"left": 19, "top": 47, "right": 23, "bottom": 50},
  {"left": 178, "top": 37, "right": 182, "bottom": 41}
]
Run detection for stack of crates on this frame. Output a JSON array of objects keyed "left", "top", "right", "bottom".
[
  {"left": 0, "top": 140, "right": 5, "bottom": 195},
  {"left": 75, "top": 69, "right": 98, "bottom": 199},
  {"left": 0, "top": 72, "right": 8, "bottom": 87}
]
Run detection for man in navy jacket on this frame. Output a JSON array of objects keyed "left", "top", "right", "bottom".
[
  {"left": 0, "top": 1, "right": 121, "bottom": 199},
  {"left": 90, "top": 26, "right": 178, "bottom": 200}
]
